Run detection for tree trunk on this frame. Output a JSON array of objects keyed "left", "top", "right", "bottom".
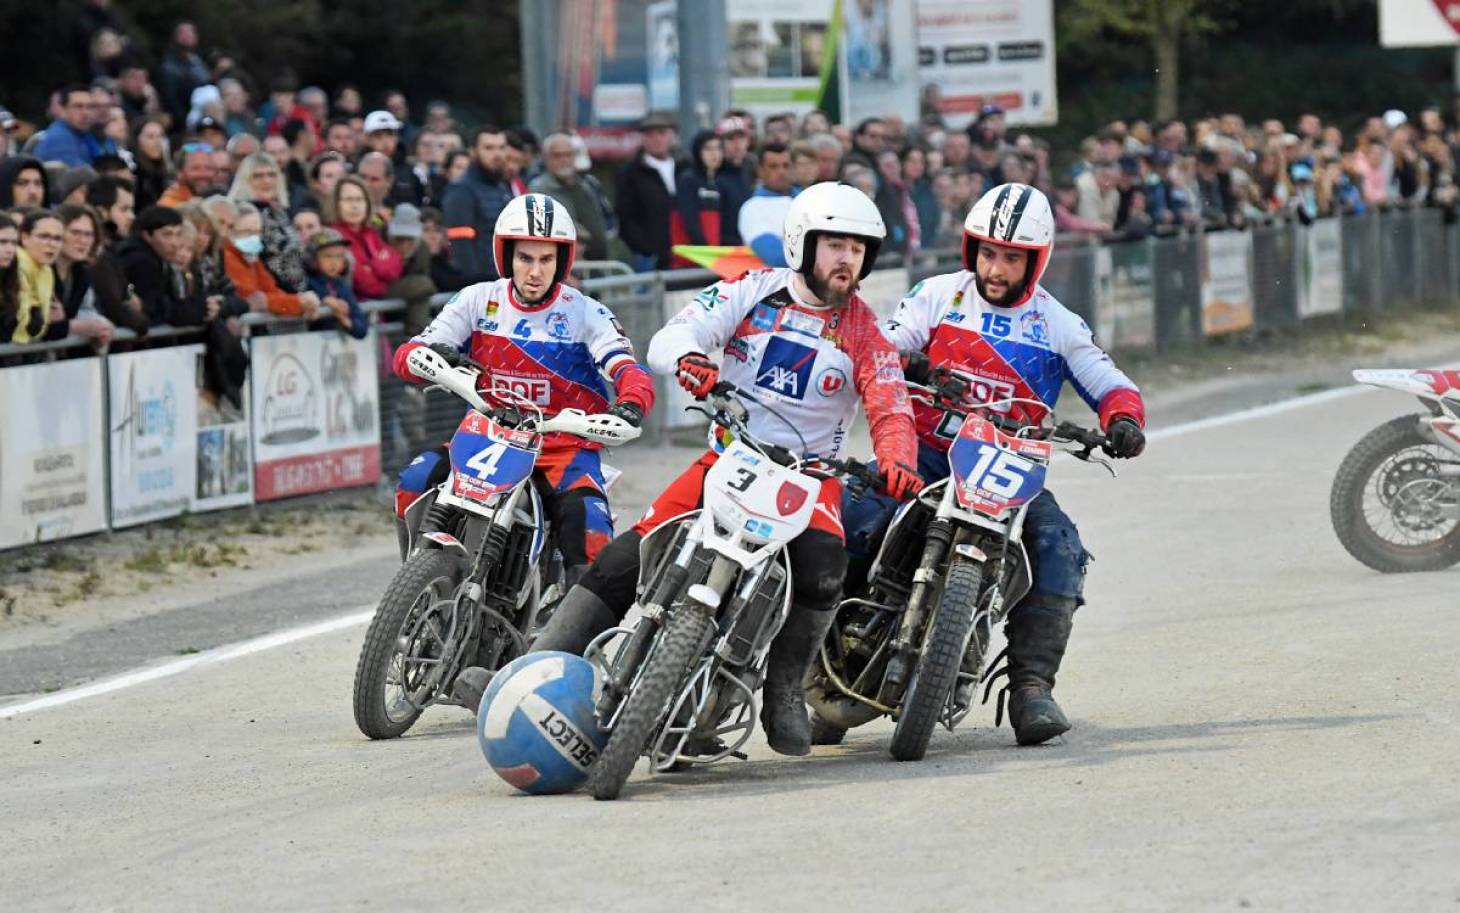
[{"left": 1152, "top": 17, "right": 1181, "bottom": 122}]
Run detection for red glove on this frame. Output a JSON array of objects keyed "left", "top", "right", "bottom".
[
  {"left": 675, "top": 353, "right": 719, "bottom": 399},
  {"left": 881, "top": 461, "right": 925, "bottom": 501}
]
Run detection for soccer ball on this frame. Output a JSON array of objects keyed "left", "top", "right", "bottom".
[{"left": 476, "top": 651, "right": 608, "bottom": 795}]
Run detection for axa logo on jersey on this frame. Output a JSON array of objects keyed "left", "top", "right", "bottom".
[{"left": 755, "top": 337, "right": 817, "bottom": 399}]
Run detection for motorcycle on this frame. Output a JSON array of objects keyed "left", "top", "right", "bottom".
[
  {"left": 583, "top": 383, "right": 879, "bottom": 800},
  {"left": 353, "top": 346, "right": 639, "bottom": 739},
  {"left": 807, "top": 371, "right": 1114, "bottom": 761},
  {"left": 1330, "top": 367, "right": 1460, "bottom": 572}
]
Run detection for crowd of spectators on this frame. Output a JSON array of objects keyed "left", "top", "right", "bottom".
[{"left": 5, "top": 7, "right": 1460, "bottom": 354}]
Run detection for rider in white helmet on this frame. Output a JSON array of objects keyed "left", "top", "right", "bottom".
[
  {"left": 392, "top": 192, "right": 656, "bottom": 708},
  {"left": 531, "top": 181, "right": 922, "bottom": 757},
  {"left": 842, "top": 182, "right": 1147, "bottom": 746}
]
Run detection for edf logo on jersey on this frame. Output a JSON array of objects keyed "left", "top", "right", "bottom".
[{"left": 755, "top": 337, "right": 817, "bottom": 399}]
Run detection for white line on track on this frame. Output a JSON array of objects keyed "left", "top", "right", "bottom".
[
  {"left": 0, "top": 607, "right": 373, "bottom": 719},
  {"left": 0, "top": 377, "right": 1402, "bottom": 720}
]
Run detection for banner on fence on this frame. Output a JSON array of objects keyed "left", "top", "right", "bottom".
[
  {"left": 1201, "top": 232, "right": 1255, "bottom": 336},
  {"left": 1094, "top": 243, "right": 1157, "bottom": 351},
  {"left": 195, "top": 375, "right": 253, "bottom": 512},
  {"left": 107, "top": 346, "right": 200, "bottom": 527},
  {"left": 1297, "top": 220, "right": 1344, "bottom": 318},
  {"left": 250, "top": 331, "right": 381, "bottom": 501},
  {"left": 0, "top": 359, "right": 108, "bottom": 549}
]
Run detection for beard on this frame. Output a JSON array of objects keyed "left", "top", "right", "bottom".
[
  {"left": 974, "top": 270, "right": 1029, "bottom": 308},
  {"left": 808, "top": 267, "right": 857, "bottom": 307}
]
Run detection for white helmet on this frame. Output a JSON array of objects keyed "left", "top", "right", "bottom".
[
  {"left": 492, "top": 192, "right": 577, "bottom": 292},
  {"left": 782, "top": 181, "right": 886, "bottom": 280},
  {"left": 963, "top": 183, "right": 1055, "bottom": 307}
]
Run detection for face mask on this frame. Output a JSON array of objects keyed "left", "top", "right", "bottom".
[{"left": 234, "top": 234, "right": 263, "bottom": 257}]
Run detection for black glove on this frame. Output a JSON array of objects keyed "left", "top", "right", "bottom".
[
  {"left": 607, "top": 400, "right": 644, "bottom": 428},
  {"left": 1104, "top": 418, "right": 1145, "bottom": 459},
  {"left": 902, "top": 350, "right": 931, "bottom": 385},
  {"left": 428, "top": 342, "right": 465, "bottom": 368},
  {"left": 927, "top": 365, "right": 970, "bottom": 404}
]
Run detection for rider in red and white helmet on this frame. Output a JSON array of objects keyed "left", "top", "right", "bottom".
[
  {"left": 844, "top": 182, "right": 1147, "bottom": 747},
  {"left": 391, "top": 192, "right": 656, "bottom": 707}
]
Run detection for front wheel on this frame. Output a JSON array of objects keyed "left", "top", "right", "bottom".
[
  {"left": 588, "top": 608, "right": 715, "bottom": 800},
  {"left": 1330, "top": 415, "right": 1460, "bottom": 572},
  {"left": 890, "top": 559, "right": 983, "bottom": 762},
  {"left": 352, "top": 550, "right": 462, "bottom": 739}
]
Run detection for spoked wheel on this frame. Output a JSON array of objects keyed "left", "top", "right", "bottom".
[
  {"left": 890, "top": 560, "right": 983, "bottom": 762},
  {"left": 588, "top": 608, "right": 715, "bottom": 800},
  {"left": 353, "top": 550, "right": 462, "bottom": 739},
  {"left": 1331, "top": 416, "right": 1460, "bottom": 572}
]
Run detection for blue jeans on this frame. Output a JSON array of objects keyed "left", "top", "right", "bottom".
[{"left": 842, "top": 442, "right": 1089, "bottom": 609}]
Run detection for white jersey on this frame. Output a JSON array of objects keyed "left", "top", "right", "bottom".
[{"left": 648, "top": 268, "right": 916, "bottom": 467}]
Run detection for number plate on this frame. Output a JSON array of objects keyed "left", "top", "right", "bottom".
[
  {"left": 448, "top": 412, "right": 541, "bottom": 502},
  {"left": 948, "top": 418, "right": 1051, "bottom": 517}
]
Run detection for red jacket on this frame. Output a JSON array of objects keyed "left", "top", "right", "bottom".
[{"left": 333, "top": 222, "right": 403, "bottom": 300}]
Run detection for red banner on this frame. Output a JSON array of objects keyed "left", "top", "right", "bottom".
[{"left": 255, "top": 445, "right": 380, "bottom": 501}]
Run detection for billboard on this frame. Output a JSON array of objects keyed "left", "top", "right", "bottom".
[
  {"left": 1201, "top": 231, "right": 1256, "bottom": 337},
  {"left": 0, "top": 359, "right": 108, "bottom": 549},
  {"left": 1380, "top": 0, "right": 1460, "bottom": 47},
  {"left": 917, "top": 0, "right": 1059, "bottom": 128},
  {"left": 107, "top": 346, "right": 200, "bottom": 527},
  {"left": 844, "top": 0, "right": 922, "bottom": 125},
  {"left": 727, "top": 0, "right": 843, "bottom": 121},
  {"left": 250, "top": 331, "right": 381, "bottom": 501}
]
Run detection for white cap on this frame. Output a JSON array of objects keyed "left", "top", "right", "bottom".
[
  {"left": 364, "top": 110, "right": 403, "bottom": 133},
  {"left": 1383, "top": 109, "right": 1408, "bottom": 130}
]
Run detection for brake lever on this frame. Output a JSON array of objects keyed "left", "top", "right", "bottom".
[{"left": 1067, "top": 444, "right": 1118, "bottom": 478}]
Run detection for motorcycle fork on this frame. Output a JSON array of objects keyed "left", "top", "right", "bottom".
[
  {"left": 447, "top": 484, "right": 528, "bottom": 682},
  {"left": 883, "top": 516, "right": 953, "bottom": 693}
]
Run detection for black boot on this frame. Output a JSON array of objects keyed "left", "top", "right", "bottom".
[
  {"left": 1003, "top": 602, "right": 1074, "bottom": 746},
  {"left": 529, "top": 585, "right": 618, "bottom": 655},
  {"left": 760, "top": 608, "right": 837, "bottom": 756}
]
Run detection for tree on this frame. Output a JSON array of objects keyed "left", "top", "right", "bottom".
[{"left": 1061, "top": 0, "right": 1234, "bottom": 122}]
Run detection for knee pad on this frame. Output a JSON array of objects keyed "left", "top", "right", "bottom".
[
  {"left": 395, "top": 448, "right": 448, "bottom": 519},
  {"left": 1027, "top": 521, "right": 1090, "bottom": 608}
]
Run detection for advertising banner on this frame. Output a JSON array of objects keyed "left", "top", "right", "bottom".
[
  {"left": 107, "top": 345, "right": 200, "bottom": 527},
  {"left": 728, "top": 0, "right": 842, "bottom": 121},
  {"left": 1380, "top": 0, "right": 1460, "bottom": 47},
  {"left": 1201, "top": 231, "right": 1256, "bottom": 336},
  {"left": 194, "top": 373, "right": 253, "bottom": 513},
  {"left": 844, "top": 0, "right": 921, "bottom": 125},
  {"left": 0, "top": 359, "right": 108, "bottom": 549},
  {"left": 250, "top": 331, "right": 381, "bottom": 501},
  {"left": 1297, "top": 220, "right": 1345, "bottom": 318},
  {"left": 1094, "top": 242, "right": 1157, "bottom": 351},
  {"left": 917, "top": 0, "right": 1058, "bottom": 129}
]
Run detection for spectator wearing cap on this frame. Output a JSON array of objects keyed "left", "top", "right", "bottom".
[
  {"left": 35, "top": 85, "right": 101, "bottom": 167},
  {"left": 1143, "top": 148, "right": 1194, "bottom": 227},
  {"left": 969, "top": 104, "right": 1008, "bottom": 153},
  {"left": 670, "top": 130, "right": 726, "bottom": 267},
  {"left": 385, "top": 203, "right": 437, "bottom": 335},
  {"left": 617, "top": 110, "right": 680, "bottom": 271},
  {"left": 56, "top": 166, "right": 99, "bottom": 206},
  {"left": 1193, "top": 147, "right": 1237, "bottom": 228},
  {"left": 305, "top": 228, "right": 367, "bottom": 338},
  {"left": 160, "top": 142, "right": 219, "bottom": 208},
  {"left": 364, "top": 110, "right": 404, "bottom": 162},
  {"left": 738, "top": 143, "right": 798, "bottom": 265},
  {"left": 224, "top": 201, "right": 321, "bottom": 319},
  {"left": 715, "top": 115, "right": 755, "bottom": 245},
  {"left": 157, "top": 22, "right": 211, "bottom": 127},
  {"left": 530, "top": 133, "right": 614, "bottom": 261},
  {"left": 227, "top": 151, "right": 308, "bottom": 292},
  {"left": 0, "top": 157, "right": 50, "bottom": 208},
  {"left": 442, "top": 124, "right": 514, "bottom": 281}
]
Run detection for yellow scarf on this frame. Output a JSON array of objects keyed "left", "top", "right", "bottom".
[{"left": 13, "top": 248, "right": 55, "bottom": 344}]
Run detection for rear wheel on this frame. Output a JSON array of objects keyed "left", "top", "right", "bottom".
[
  {"left": 353, "top": 550, "right": 462, "bottom": 739},
  {"left": 588, "top": 607, "right": 714, "bottom": 800},
  {"left": 890, "top": 560, "right": 983, "bottom": 762},
  {"left": 1330, "top": 415, "right": 1460, "bottom": 572}
]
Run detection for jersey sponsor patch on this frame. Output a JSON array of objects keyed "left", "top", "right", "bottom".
[
  {"left": 816, "top": 366, "right": 847, "bottom": 396},
  {"left": 547, "top": 311, "right": 571, "bottom": 340},
  {"left": 754, "top": 336, "right": 818, "bottom": 400},
  {"left": 490, "top": 372, "right": 552, "bottom": 405},
  {"left": 694, "top": 286, "right": 727, "bottom": 311},
  {"left": 1019, "top": 309, "right": 1050, "bottom": 345},
  {"left": 725, "top": 336, "right": 751, "bottom": 363},
  {"left": 778, "top": 309, "right": 825, "bottom": 339},
  {"left": 750, "top": 302, "right": 777, "bottom": 332}
]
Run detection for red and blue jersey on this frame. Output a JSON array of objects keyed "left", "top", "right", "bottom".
[
  {"left": 883, "top": 271, "right": 1145, "bottom": 452},
  {"left": 393, "top": 279, "right": 654, "bottom": 450}
]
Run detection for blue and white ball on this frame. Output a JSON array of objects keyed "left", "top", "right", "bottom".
[{"left": 476, "top": 651, "right": 608, "bottom": 795}]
